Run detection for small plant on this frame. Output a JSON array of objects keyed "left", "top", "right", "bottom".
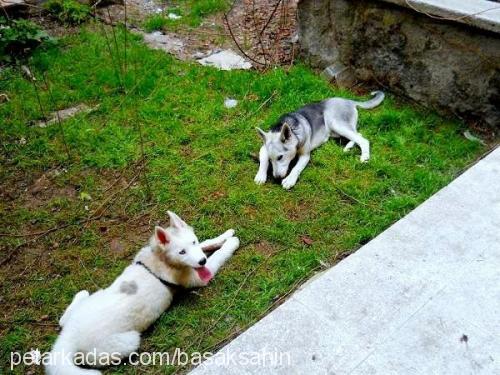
[
  {"left": 0, "top": 17, "right": 54, "bottom": 62},
  {"left": 44, "top": 0, "right": 91, "bottom": 25},
  {"left": 143, "top": 14, "right": 169, "bottom": 33}
]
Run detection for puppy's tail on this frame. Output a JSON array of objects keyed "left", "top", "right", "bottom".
[
  {"left": 45, "top": 334, "right": 101, "bottom": 375},
  {"left": 353, "top": 91, "right": 385, "bottom": 109}
]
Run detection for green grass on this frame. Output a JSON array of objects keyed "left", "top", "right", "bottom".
[
  {"left": 0, "top": 25, "right": 486, "bottom": 374},
  {"left": 143, "top": 0, "right": 231, "bottom": 31}
]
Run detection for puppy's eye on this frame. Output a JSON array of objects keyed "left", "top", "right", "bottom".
[
  {"left": 179, "top": 249, "right": 186, "bottom": 255},
  {"left": 277, "top": 155, "right": 283, "bottom": 161}
]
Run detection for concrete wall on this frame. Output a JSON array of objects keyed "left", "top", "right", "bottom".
[{"left": 297, "top": 0, "right": 500, "bottom": 129}]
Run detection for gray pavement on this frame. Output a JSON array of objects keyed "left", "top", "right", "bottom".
[{"left": 190, "top": 147, "right": 500, "bottom": 375}]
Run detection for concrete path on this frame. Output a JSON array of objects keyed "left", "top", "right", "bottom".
[{"left": 190, "top": 147, "right": 500, "bottom": 375}]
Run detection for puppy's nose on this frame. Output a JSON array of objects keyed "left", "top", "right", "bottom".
[{"left": 198, "top": 258, "right": 207, "bottom": 266}]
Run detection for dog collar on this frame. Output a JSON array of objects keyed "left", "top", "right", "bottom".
[{"left": 135, "top": 261, "right": 181, "bottom": 290}]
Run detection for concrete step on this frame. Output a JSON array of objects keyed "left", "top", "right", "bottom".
[{"left": 190, "top": 147, "right": 500, "bottom": 375}]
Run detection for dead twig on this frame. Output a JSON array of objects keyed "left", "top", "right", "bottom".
[
  {"left": 259, "top": 0, "right": 282, "bottom": 38},
  {"left": 98, "top": 21, "right": 124, "bottom": 92},
  {"left": 333, "top": 185, "right": 367, "bottom": 206},
  {"left": 251, "top": 0, "right": 269, "bottom": 66},
  {"left": 0, "top": 217, "right": 98, "bottom": 238},
  {"left": 0, "top": 217, "right": 97, "bottom": 266},
  {"left": 243, "top": 90, "right": 277, "bottom": 121},
  {"left": 41, "top": 71, "right": 72, "bottom": 161},
  {"left": 89, "top": 165, "right": 143, "bottom": 220},
  {"left": 223, "top": 12, "right": 265, "bottom": 67}
]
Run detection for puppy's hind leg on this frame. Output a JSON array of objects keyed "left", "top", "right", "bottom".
[
  {"left": 343, "top": 140, "right": 355, "bottom": 152},
  {"left": 91, "top": 331, "right": 141, "bottom": 365},
  {"left": 334, "top": 126, "right": 370, "bottom": 162},
  {"left": 59, "top": 290, "right": 89, "bottom": 327}
]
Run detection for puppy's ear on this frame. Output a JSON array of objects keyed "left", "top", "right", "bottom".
[
  {"left": 280, "top": 123, "right": 292, "bottom": 143},
  {"left": 167, "top": 211, "right": 188, "bottom": 229},
  {"left": 155, "top": 226, "right": 170, "bottom": 246},
  {"left": 256, "top": 127, "right": 267, "bottom": 142}
]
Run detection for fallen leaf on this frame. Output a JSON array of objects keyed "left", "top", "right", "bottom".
[
  {"left": 110, "top": 238, "right": 125, "bottom": 253},
  {"left": 301, "top": 235, "right": 313, "bottom": 246}
]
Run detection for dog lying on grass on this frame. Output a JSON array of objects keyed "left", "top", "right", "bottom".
[
  {"left": 45, "top": 211, "right": 239, "bottom": 375},
  {"left": 255, "top": 91, "right": 385, "bottom": 189}
]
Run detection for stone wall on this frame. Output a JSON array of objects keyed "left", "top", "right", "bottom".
[{"left": 297, "top": 0, "right": 500, "bottom": 129}]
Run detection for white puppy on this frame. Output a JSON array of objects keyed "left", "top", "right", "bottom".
[{"left": 45, "top": 211, "right": 239, "bottom": 375}]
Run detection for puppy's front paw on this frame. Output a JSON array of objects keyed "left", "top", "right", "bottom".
[
  {"left": 254, "top": 172, "right": 267, "bottom": 185},
  {"left": 222, "top": 229, "right": 235, "bottom": 240},
  {"left": 360, "top": 154, "right": 370, "bottom": 163},
  {"left": 224, "top": 236, "right": 240, "bottom": 253},
  {"left": 282, "top": 175, "right": 297, "bottom": 190}
]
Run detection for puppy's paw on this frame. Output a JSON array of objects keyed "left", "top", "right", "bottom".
[
  {"left": 224, "top": 236, "right": 240, "bottom": 252},
  {"left": 360, "top": 155, "right": 370, "bottom": 163},
  {"left": 222, "top": 229, "right": 235, "bottom": 240},
  {"left": 281, "top": 175, "right": 297, "bottom": 190},
  {"left": 254, "top": 172, "right": 267, "bottom": 185}
]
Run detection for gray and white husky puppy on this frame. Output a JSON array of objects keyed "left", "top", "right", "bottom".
[{"left": 255, "top": 91, "right": 384, "bottom": 189}]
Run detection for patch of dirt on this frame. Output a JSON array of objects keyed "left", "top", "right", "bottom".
[
  {"left": 284, "top": 199, "right": 314, "bottom": 221},
  {"left": 27, "top": 172, "right": 77, "bottom": 207},
  {"left": 98, "top": 0, "right": 298, "bottom": 68},
  {"left": 253, "top": 240, "right": 278, "bottom": 256},
  {"left": 226, "top": 0, "right": 299, "bottom": 67},
  {"left": 0, "top": 168, "right": 77, "bottom": 212}
]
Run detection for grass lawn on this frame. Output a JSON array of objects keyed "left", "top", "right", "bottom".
[
  {"left": 143, "top": 0, "right": 231, "bottom": 32},
  {"left": 0, "top": 25, "right": 486, "bottom": 374}
]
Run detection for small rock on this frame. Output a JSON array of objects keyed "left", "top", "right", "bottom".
[
  {"left": 198, "top": 50, "right": 252, "bottom": 70},
  {"left": 192, "top": 51, "right": 206, "bottom": 59},
  {"left": 142, "top": 31, "right": 185, "bottom": 57},
  {"left": 21, "top": 65, "right": 35, "bottom": 81},
  {"left": 37, "top": 104, "right": 98, "bottom": 128},
  {"left": 0, "top": 93, "right": 9, "bottom": 103},
  {"left": 224, "top": 98, "right": 238, "bottom": 108},
  {"left": 79, "top": 192, "right": 92, "bottom": 201},
  {"left": 18, "top": 137, "right": 26, "bottom": 145},
  {"left": 30, "top": 175, "right": 50, "bottom": 195},
  {"left": 168, "top": 12, "right": 181, "bottom": 20}
]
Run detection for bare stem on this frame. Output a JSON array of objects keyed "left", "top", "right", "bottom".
[
  {"left": 42, "top": 71, "right": 71, "bottom": 162},
  {"left": 124, "top": 0, "right": 128, "bottom": 75},
  {"left": 98, "top": 21, "right": 124, "bottom": 91}
]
